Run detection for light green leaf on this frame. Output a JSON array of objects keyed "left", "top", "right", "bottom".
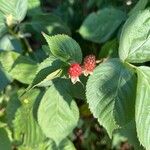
[
  {"left": 13, "top": 89, "right": 46, "bottom": 149},
  {"left": 38, "top": 82, "right": 79, "bottom": 145},
  {"left": 28, "top": 0, "right": 40, "bottom": 9},
  {"left": 0, "top": 0, "right": 27, "bottom": 22},
  {"left": 86, "top": 59, "right": 136, "bottom": 137},
  {"left": 79, "top": 7, "right": 126, "bottom": 43},
  {"left": 31, "top": 13, "right": 71, "bottom": 35},
  {"left": 47, "top": 138, "right": 76, "bottom": 150},
  {"left": 119, "top": 9, "right": 150, "bottom": 63},
  {"left": 0, "top": 128, "right": 11, "bottom": 150},
  {"left": 0, "top": 12, "right": 7, "bottom": 37},
  {"left": 128, "top": 0, "right": 148, "bottom": 16},
  {"left": 43, "top": 33, "right": 82, "bottom": 63},
  {"left": 0, "top": 51, "right": 38, "bottom": 84},
  {"left": 0, "top": 34, "right": 23, "bottom": 52},
  {"left": 135, "top": 66, "right": 150, "bottom": 150}
]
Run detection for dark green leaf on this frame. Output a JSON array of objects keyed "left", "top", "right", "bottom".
[
  {"left": 43, "top": 33, "right": 82, "bottom": 63},
  {"left": 0, "top": 128, "right": 11, "bottom": 150},
  {"left": 31, "top": 13, "right": 71, "bottom": 35},
  {"left": 79, "top": 7, "right": 126, "bottom": 43}
]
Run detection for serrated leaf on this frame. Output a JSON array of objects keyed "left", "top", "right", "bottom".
[
  {"left": 135, "top": 66, "right": 150, "bottom": 150},
  {"left": 13, "top": 89, "right": 46, "bottom": 149},
  {"left": 38, "top": 81, "right": 79, "bottom": 145},
  {"left": 119, "top": 9, "right": 150, "bottom": 63},
  {"left": 31, "top": 13, "right": 71, "bottom": 35},
  {"left": 79, "top": 7, "right": 126, "bottom": 43},
  {"left": 0, "top": 0, "right": 27, "bottom": 22},
  {"left": 0, "top": 51, "right": 38, "bottom": 84},
  {"left": 86, "top": 59, "right": 136, "bottom": 137},
  {"left": 43, "top": 33, "right": 82, "bottom": 63},
  {"left": 30, "top": 55, "right": 63, "bottom": 88},
  {"left": 128, "top": 0, "right": 148, "bottom": 16},
  {"left": 0, "top": 128, "right": 11, "bottom": 150}
]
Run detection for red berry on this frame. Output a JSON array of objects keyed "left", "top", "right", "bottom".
[
  {"left": 83, "top": 54, "right": 96, "bottom": 76},
  {"left": 68, "top": 63, "right": 82, "bottom": 84}
]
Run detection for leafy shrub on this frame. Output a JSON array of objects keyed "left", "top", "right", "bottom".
[{"left": 0, "top": 0, "right": 150, "bottom": 150}]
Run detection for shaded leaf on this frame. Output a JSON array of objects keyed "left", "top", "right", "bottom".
[
  {"left": 0, "top": 128, "right": 11, "bottom": 150},
  {"left": 79, "top": 7, "right": 126, "bottom": 43},
  {"left": 86, "top": 59, "right": 136, "bottom": 137}
]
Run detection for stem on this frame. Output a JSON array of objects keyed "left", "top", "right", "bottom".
[
  {"left": 8, "top": 27, "right": 33, "bottom": 53},
  {"left": 23, "top": 38, "right": 33, "bottom": 52}
]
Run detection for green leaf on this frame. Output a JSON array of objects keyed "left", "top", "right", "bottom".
[
  {"left": 0, "top": 0, "right": 27, "bottom": 22},
  {"left": 119, "top": 9, "right": 150, "bottom": 63},
  {"left": 28, "top": 0, "right": 40, "bottom": 10},
  {"left": 0, "top": 34, "right": 23, "bottom": 53},
  {"left": 47, "top": 138, "right": 76, "bottom": 150},
  {"left": 43, "top": 33, "right": 82, "bottom": 63},
  {"left": 86, "top": 59, "right": 136, "bottom": 137},
  {"left": 0, "top": 128, "right": 11, "bottom": 150},
  {"left": 114, "top": 120, "right": 143, "bottom": 150},
  {"left": 31, "top": 55, "right": 63, "bottom": 88},
  {"left": 79, "top": 7, "right": 126, "bottom": 43},
  {"left": 135, "top": 66, "right": 150, "bottom": 150},
  {"left": 99, "top": 39, "right": 118, "bottom": 58},
  {"left": 13, "top": 89, "right": 46, "bottom": 149},
  {"left": 31, "top": 13, "right": 71, "bottom": 35},
  {"left": 38, "top": 81, "right": 79, "bottom": 145},
  {"left": 0, "top": 67, "right": 11, "bottom": 91},
  {"left": 128, "top": 0, "right": 148, "bottom": 16},
  {"left": 0, "top": 12, "right": 7, "bottom": 37},
  {"left": 0, "top": 51, "right": 38, "bottom": 84}
]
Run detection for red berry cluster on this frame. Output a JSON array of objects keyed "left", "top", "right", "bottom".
[{"left": 68, "top": 54, "right": 96, "bottom": 84}]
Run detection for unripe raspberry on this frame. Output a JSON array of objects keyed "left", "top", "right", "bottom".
[
  {"left": 68, "top": 63, "right": 82, "bottom": 84},
  {"left": 82, "top": 54, "right": 96, "bottom": 76}
]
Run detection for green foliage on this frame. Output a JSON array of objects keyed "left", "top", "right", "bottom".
[
  {"left": 79, "top": 7, "right": 126, "bottom": 43},
  {"left": 0, "top": 0, "right": 27, "bottom": 23},
  {"left": 38, "top": 81, "right": 79, "bottom": 145},
  {"left": 86, "top": 59, "right": 136, "bottom": 137},
  {"left": 119, "top": 9, "right": 150, "bottom": 63},
  {"left": 0, "top": 0, "right": 150, "bottom": 149},
  {"left": 135, "top": 66, "right": 150, "bottom": 150},
  {"left": 43, "top": 33, "right": 82, "bottom": 63},
  {"left": 0, "top": 128, "right": 11, "bottom": 150}
]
